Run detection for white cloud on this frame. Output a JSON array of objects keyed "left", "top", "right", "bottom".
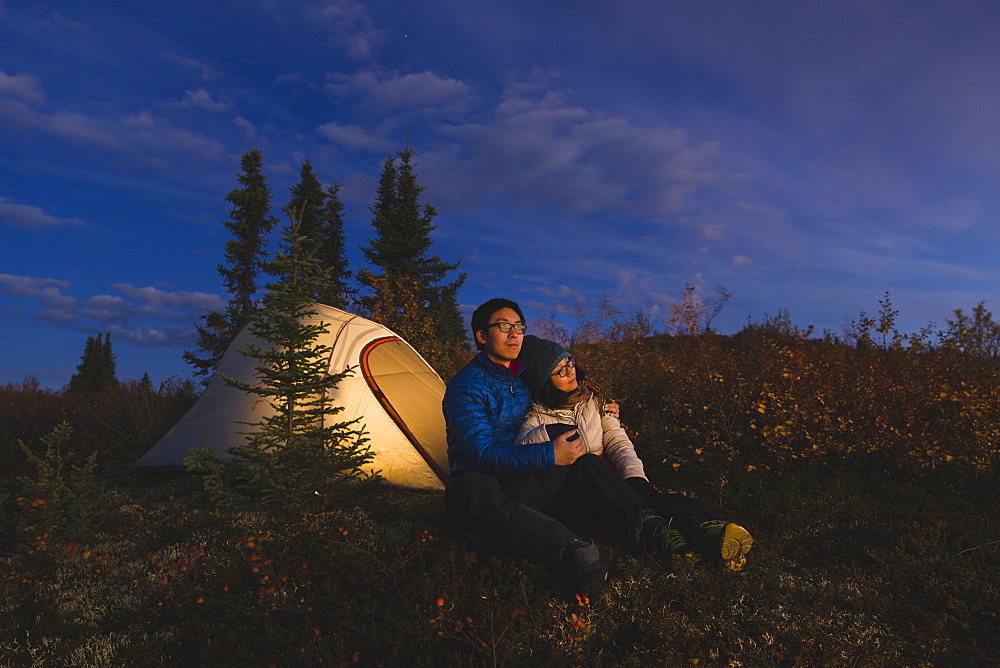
[
  {"left": 316, "top": 120, "right": 389, "bottom": 152},
  {"left": 162, "top": 52, "right": 225, "bottom": 81},
  {"left": 275, "top": 72, "right": 308, "bottom": 86},
  {"left": 304, "top": 0, "right": 386, "bottom": 61},
  {"left": 426, "top": 81, "right": 719, "bottom": 219},
  {"left": 695, "top": 220, "right": 726, "bottom": 241},
  {"left": 325, "top": 69, "right": 471, "bottom": 115},
  {"left": 0, "top": 100, "right": 228, "bottom": 165},
  {"left": 164, "top": 89, "right": 230, "bottom": 113},
  {"left": 39, "top": 308, "right": 80, "bottom": 326},
  {"left": 534, "top": 283, "right": 585, "bottom": 303},
  {"left": 0, "top": 275, "right": 222, "bottom": 347},
  {"left": 36, "top": 8, "right": 94, "bottom": 35},
  {"left": 109, "top": 324, "right": 194, "bottom": 348},
  {"left": 82, "top": 294, "right": 132, "bottom": 324},
  {"left": 0, "top": 274, "right": 75, "bottom": 308},
  {"left": 0, "top": 197, "right": 87, "bottom": 230},
  {"left": 232, "top": 116, "right": 258, "bottom": 140},
  {"left": 0, "top": 71, "right": 43, "bottom": 103},
  {"left": 112, "top": 283, "right": 225, "bottom": 311},
  {"left": 908, "top": 198, "right": 982, "bottom": 232},
  {"left": 614, "top": 269, "right": 657, "bottom": 296}
]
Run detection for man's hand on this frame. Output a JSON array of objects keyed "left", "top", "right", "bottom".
[
  {"left": 553, "top": 429, "right": 584, "bottom": 465},
  {"left": 603, "top": 400, "right": 620, "bottom": 420}
]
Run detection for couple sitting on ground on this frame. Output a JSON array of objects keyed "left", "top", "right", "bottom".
[{"left": 443, "top": 297, "right": 753, "bottom": 598}]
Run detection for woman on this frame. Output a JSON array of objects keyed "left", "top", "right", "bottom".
[{"left": 516, "top": 335, "right": 753, "bottom": 570}]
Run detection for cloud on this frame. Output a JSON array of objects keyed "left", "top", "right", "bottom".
[
  {"left": 533, "top": 283, "right": 585, "bottom": 303},
  {"left": 109, "top": 323, "right": 196, "bottom": 348},
  {"left": 907, "top": 198, "right": 982, "bottom": 232},
  {"left": 232, "top": 116, "right": 258, "bottom": 140},
  {"left": 0, "top": 99, "right": 227, "bottom": 165},
  {"left": 163, "top": 89, "right": 230, "bottom": 113},
  {"left": 80, "top": 285, "right": 225, "bottom": 325},
  {"left": 304, "top": 0, "right": 386, "bottom": 61},
  {"left": 112, "top": 283, "right": 225, "bottom": 312},
  {"left": 639, "top": 1, "right": 1000, "bottom": 218},
  {"left": 0, "top": 275, "right": 223, "bottom": 347},
  {"left": 162, "top": 52, "right": 225, "bottom": 81},
  {"left": 0, "top": 274, "right": 76, "bottom": 308},
  {"left": 0, "top": 71, "right": 44, "bottom": 103},
  {"left": 39, "top": 308, "right": 80, "bottom": 327},
  {"left": 613, "top": 269, "right": 657, "bottom": 297},
  {"left": 0, "top": 197, "right": 87, "bottom": 230},
  {"left": 82, "top": 294, "right": 132, "bottom": 325},
  {"left": 425, "top": 81, "right": 719, "bottom": 219},
  {"left": 325, "top": 69, "right": 471, "bottom": 115},
  {"left": 32, "top": 8, "right": 94, "bottom": 35},
  {"left": 694, "top": 218, "right": 726, "bottom": 241},
  {"left": 316, "top": 120, "right": 390, "bottom": 152}
]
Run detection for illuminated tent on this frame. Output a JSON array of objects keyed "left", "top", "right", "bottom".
[{"left": 134, "top": 304, "right": 449, "bottom": 490}]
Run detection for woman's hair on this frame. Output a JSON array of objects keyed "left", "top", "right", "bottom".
[{"left": 533, "top": 364, "right": 589, "bottom": 408}]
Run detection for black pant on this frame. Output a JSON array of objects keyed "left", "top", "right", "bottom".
[
  {"left": 624, "top": 476, "right": 724, "bottom": 538},
  {"left": 446, "top": 454, "right": 652, "bottom": 567}
]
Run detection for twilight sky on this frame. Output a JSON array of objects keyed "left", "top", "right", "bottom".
[{"left": 2, "top": 1, "right": 1000, "bottom": 389}]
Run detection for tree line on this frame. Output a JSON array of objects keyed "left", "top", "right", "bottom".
[{"left": 183, "top": 147, "right": 467, "bottom": 380}]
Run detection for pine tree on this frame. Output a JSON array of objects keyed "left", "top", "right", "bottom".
[
  {"left": 100, "top": 333, "right": 117, "bottom": 389},
  {"left": 315, "top": 181, "right": 352, "bottom": 308},
  {"left": 283, "top": 159, "right": 325, "bottom": 250},
  {"left": 68, "top": 333, "right": 118, "bottom": 393},
  {"left": 185, "top": 215, "right": 374, "bottom": 511},
  {"left": 184, "top": 149, "right": 279, "bottom": 378},
  {"left": 358, "top": 148, "right": 467, "bottom": 375},
  {"left": 283, "top": 160, "right": 352, "bottom": 308}
]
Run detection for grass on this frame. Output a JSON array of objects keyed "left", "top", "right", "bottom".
[
  {"left": 2, "top": 329, "right": 999, "bottom": 666},
  {"left": 2, "top": 451, "right": 996, "bottom": 666}
]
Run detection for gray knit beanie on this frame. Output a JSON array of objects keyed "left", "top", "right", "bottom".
[{"left": 518, "top": 335, "right": 570, "bottom": 391}]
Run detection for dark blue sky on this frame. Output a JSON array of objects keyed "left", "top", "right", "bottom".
[{"left": 3, "top": 1, "right": 1000, "bottom": 388}]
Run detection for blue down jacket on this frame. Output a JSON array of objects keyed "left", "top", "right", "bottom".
[{"left": 444, "top": 352, "right": 555, "bottom": 476}]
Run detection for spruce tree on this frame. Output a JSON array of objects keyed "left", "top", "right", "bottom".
[
  {"left": 68, "top": 333, "right": 118, "bottom": 393},
  {"left": 185, "top": 215, "right": 374, "bottom": 511},
  {"left": 100, "top": 333, "right": 118, "bottom": 389},
  {"left": 358, "top": 148, "right": 467, "bottom": 375},
  {"left": 283, "top": 160, "right": 352, "bottom": 308},
  {"left": 184, "top": 149, "right": 278, "bottom": 378},
  {"left": 315, "top": 181, "right": 352, "bottom": 308},
  {"left": 283, "top": 159, "right": 325, "bottom": 250}
]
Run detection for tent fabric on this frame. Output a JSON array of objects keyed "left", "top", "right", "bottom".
[{"left": 134, "top": 304, "right": 449, "bottom": 490}]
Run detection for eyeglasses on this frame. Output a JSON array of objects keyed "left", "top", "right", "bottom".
[
  {"left": 551, "top": 357, "right": 575, "bottom": 377},
  {"left": 487, "top": 322, "right": 527, "bottom": 334}
]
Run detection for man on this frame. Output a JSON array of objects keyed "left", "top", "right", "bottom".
[{"left": 443, "top": 298, "right": 677, "bottom": 597}]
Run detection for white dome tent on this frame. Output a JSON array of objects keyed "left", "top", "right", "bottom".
[{"left": 135, "top": 304, "right": 449, "bottom": 490}]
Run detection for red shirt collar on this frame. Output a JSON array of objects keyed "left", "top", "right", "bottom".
[{"left": 491, "top": 358, "right": 521, "bottom": 375}]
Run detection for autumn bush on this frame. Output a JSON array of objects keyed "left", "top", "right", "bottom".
[
  {"left": 1, "top": 296, "right": 998, "bottom": 665},
  {"left": 574, "top": 312, "right": 1000, "bottom": 495},
  {"left": 0, "top": 378, "right": 196, "bottom": 479}
]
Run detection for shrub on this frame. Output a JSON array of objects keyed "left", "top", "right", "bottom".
[
  {"left": 186, "top": 218, "right": 375, "bottom": 511},
  {"left": 15, "top": 422, "right": 118, "bottom": 552}
]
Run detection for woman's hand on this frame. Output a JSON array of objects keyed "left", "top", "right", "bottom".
[{"left": 603, "top": 400, "right": 620, "bottom": 420}]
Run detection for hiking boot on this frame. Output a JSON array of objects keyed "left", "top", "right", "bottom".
[
  {"left": 696, "top": 520, "right": 754, "bottom": 571},
  {"left": 652, "top": 523, "right": 700, "bottom": 563},
  {"left": 562, "top": 539, "right": 615, "bottom": 599}
]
